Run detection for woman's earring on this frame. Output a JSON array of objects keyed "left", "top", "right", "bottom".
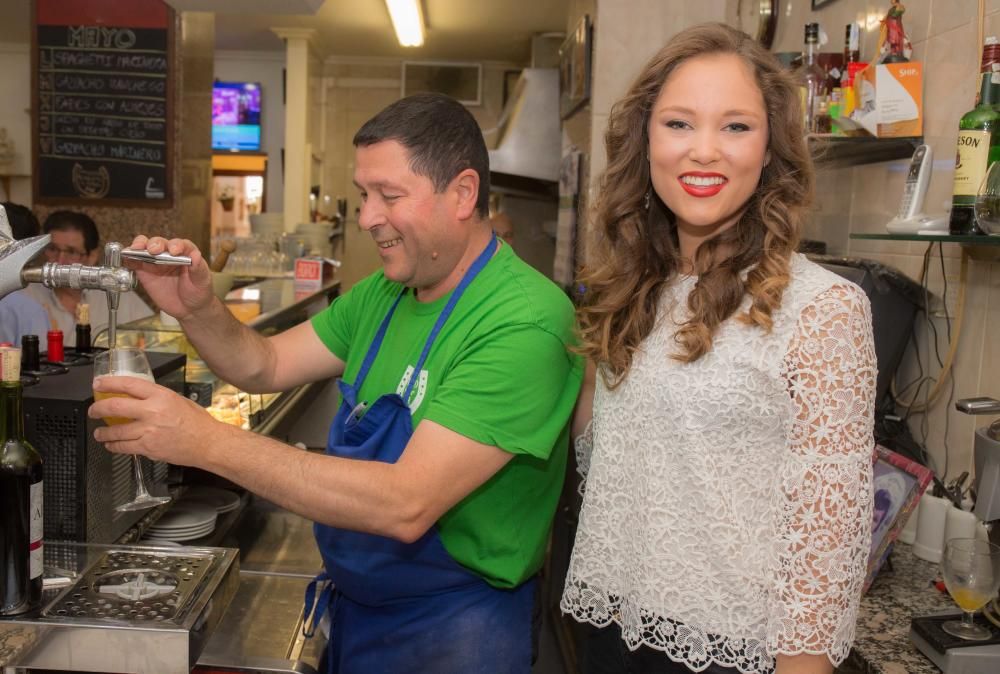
[{"left": 643, "top": 189, "right": 651, "bottom": 210}]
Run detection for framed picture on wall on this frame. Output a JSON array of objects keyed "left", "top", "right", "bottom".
[
  {"left": 811, "top": 0, "right": 838, "bottom": 9},
  {"left": 559, "top": 14, "right": 592, "bottom": 119}
]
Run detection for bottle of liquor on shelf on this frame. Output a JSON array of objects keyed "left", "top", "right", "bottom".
[
  {"left": 949, "top": 36, "right": 1000, "bottom": 235},
  {"left": 842, "top": 23, "right": 860, "bottom": 83},
  {"left": 796, "top": 23, "right": 826, "bottom": 134},
  {"left": 0, "top": 346, "right": 44, "bottom": 617},
  {"left": 75, "top": 303, "right": 91, "bottom": 354}
]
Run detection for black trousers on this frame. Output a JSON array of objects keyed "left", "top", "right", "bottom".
[{"left": 581, "top": 622, "right": 743, "bottom": 674}]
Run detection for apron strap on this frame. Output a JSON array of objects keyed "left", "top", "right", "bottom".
[
  {"left": 302, "top": 571, "right": 335, "bottom": 639},
  {"left": 352, "top": 288, "right": 407, "bottom": 390},
  {"left": 403, "top": 233, "right": 498, "bottom": 401}
]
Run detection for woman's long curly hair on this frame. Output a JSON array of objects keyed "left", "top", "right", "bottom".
[{"left": 577, "top": 22, "right": 814, "bottom": 389}]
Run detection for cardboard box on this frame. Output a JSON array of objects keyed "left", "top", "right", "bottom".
[
  {"left": 852, "top": 61, "right": 922, "bottom": 138},
  {"left": 294, "top": 256, "right": 337, "bottom": 292}
]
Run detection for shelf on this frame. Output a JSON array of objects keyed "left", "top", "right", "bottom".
[
  {"left": 850, "top": 233, "right": 1000, "bottom": 245},
  {"left": 809, "top": 136, "right": 922, "bottom": 168}
]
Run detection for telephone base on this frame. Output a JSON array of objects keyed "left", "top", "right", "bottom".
[{"left": 886, "top": 214, "right": 949, "bottom": 234}]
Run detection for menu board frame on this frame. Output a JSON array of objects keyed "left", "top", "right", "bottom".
[{"left": 31, "top": 0, "right": 175, "bottom": 208}]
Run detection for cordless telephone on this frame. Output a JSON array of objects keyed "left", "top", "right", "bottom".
[{"left": 887, "top": 144, "right": 946, "bottom": 234}]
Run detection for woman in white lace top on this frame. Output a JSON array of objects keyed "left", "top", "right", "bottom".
[{"left": 561, "top": 23, "right": 876, "bottom": 674}]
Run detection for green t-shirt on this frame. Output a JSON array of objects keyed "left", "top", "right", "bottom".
[{"left": 311, "top": 243, "right": 583, "bottom": 588}]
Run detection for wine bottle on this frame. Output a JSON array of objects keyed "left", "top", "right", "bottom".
[
  {"left": 949, "top": 37, "right": 1000, "bottom": 235},
  {"left": 75, "top": 303, "right": 91, "bottom": 353},
  {"left": 0, "top": 346, "right": 44, "bottom": 617}
]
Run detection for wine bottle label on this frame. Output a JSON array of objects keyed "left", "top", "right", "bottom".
[
  {"left": 29, "top": 480, "right": 43, "bottom": 580},
  {"left": 953, "top": 130, "right": 992, "bottom": 196}
]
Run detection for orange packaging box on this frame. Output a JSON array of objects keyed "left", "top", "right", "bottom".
[
  {"left": 294, "top": 257, "right": 335, "bottom": 292},
  {"left": 853, "top": 61, "right": 923, "bottom": 138}
]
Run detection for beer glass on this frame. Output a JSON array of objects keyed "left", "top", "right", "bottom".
[
  {"left": 940, "top": 538, "right": 1000, "bottom": 640},
  {"left": 93, "top": 347, "right": 171, "bottom": 512}
]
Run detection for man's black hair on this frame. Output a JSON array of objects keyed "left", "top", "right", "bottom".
[
  {"left": 43, "top": 210, "right": 100, "bottom": 252},
  {"left": 354, "top": 93, "right": 490, "bottom": 219}
]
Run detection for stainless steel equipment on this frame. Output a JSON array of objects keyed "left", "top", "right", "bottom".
[
  {"left": 909, "top": 397, "right": 1000, "bottom": 673},
  {"left": 22, "top": 351, "right": 186, "bottom": 543},
  {"left": 0, "top": 203, "right": 191, "bottom": 304},
  {"left": 0, "top": 542, "right": 239, "bottom": 674}
]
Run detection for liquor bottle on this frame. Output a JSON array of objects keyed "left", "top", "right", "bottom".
[
  {"left": 949, "top": 37, "right": 1000, "bottom": 235},
  {"left": 75, "top": 303, "right": 91, "bottom": 353},
  {"left": 796, "top": 23, "right": 826, "bottom": 134},
  {"left": 0, "top": 346, "right": 44, "bottom": 617},
  {"left": 843, "top": 23, "right": 860, "bottom": 74}
]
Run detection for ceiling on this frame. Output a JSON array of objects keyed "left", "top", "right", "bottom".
[{"left": 0, "top": 0, "right": 570, "bottom": 64}]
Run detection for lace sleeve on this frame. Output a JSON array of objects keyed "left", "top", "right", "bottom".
[{"left": 766, "top": 283, "right": 876, "bottom": 665}]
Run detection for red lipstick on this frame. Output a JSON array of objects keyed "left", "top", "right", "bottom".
[{"left": 678, "top": 172, "right": 727, "bottom": 198}]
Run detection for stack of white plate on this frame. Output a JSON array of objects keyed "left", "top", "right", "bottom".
[
  {"left": 181, "top": 486, "right": 241, "bottom": 515},
  {"left": 145, "top": 501, "right": 217, "bottom": 542}
]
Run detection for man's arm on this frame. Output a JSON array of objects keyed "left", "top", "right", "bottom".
[
  {"left": 90, "top": 377, "right": 512, "bottom": 542},
  {"left": 126, "top": 235, "right": 345, "bottom": 390}
]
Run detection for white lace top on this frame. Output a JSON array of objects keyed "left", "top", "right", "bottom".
[{"left": 561, "top": 254, "right": 876, "bottom": 673}]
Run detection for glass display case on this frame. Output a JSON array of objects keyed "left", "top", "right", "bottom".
[{"left": 99, "top": 277, "right": 340, "bottom": 432}]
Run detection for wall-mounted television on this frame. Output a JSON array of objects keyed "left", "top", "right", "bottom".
[{"left": 212, "top": 81, "right": 261, "bottom": 152}]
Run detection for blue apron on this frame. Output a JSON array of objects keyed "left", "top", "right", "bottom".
[{"left": 303, "top": 234, "right": 534, "bottom": 674}]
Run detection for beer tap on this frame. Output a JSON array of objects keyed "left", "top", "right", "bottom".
[{"left": 0, "top": 204, "right": 191, "bottom": 304}]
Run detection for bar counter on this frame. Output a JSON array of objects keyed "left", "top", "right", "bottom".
[{"left": 842, "top": 543, "right": 953, "bottom": 674}]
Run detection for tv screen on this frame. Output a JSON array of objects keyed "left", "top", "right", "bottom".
[{"left": 212, "top": 81, "right": 261, "bottom": 152}]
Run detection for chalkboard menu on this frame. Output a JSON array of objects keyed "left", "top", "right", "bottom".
[{"left": 33, "top": 0, "right": 173, "bottom": 206}]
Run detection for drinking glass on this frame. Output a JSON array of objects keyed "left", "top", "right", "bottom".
[
  {"left": 93, "top": 347, "right": 171, "bottom": 512},
  {"left": 974, "top": 161, "right": 1000, "bottom": 234},
  {"left": 940, "top": 538, "right": 1000, "bottom": 640}
]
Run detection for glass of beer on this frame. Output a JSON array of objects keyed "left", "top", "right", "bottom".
[
  {"left": 93, "top": 347, "right": 171, "bottom": 512},
  {"left": 941, "top": 538, "right": 1000, "bottom": 640}
]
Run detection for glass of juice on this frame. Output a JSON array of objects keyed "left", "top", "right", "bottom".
[
  {"left": 941, "top": 538, "right": 1000, "bottom": 640},
  {"left": 93, "top": 347, "right": 171, "bottom": 512}
]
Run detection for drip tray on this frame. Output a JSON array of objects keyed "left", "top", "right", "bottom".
[
  {"left": 46, "top": 549, "right": 215, "bottom": 624},
  {"left": 0, "top": 544, "right": 239, "bottom": 674}
]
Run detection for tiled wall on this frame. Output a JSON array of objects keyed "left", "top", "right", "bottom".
[{"left": 773, "top": 0, "right": 1000, "bottom": 480}]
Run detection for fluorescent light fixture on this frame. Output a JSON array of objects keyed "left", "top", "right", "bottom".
[{"left": 385, "top": 0, "right": 424, "bottom": 47}]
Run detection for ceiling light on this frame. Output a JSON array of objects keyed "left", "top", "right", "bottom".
[{"left": 385, "top": 0, "right": 424, "bottom": 47}]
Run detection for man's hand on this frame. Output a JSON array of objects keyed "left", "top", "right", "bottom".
[
  {"left": 127, "top": 235, "right": 214, "bottom": 321},
  {"left": 89, "top": 375, "right": 231, "bottom": 468}
]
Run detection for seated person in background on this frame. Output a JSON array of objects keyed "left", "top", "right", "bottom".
[
  {"left": 0, "top": 202, "right": 51, "bottom": 346},
  {"left": 490, "top": 211, "right": 515, "bottom": 245},
  {"left": 25, "top": 210, "right": 152, "bottom": 346}
]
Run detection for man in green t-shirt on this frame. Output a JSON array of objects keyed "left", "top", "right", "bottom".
[{"left": 91, "top": 93, "right": 583, "bottom": 674}]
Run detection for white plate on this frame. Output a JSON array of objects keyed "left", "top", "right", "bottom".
[
  {"left": 181, "top": 487, "right": 241, "bottom": 514},
  {"left": 148, "top": 521, "right": 216, "bottom": 534},
  {"left": 151, "top": 526, "right": 214, "bottom": 542},
  {"left": 150, "top": 502, "right": 217, "bottom": 530}
]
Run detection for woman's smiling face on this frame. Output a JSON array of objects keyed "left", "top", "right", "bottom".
[{"left": 647, "top": 52, "right": 770, "bottom": 244}]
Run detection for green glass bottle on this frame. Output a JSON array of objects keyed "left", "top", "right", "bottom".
[
  {"left": 949, "top": 37, "right": 1000, "bottom": 235},
  {"left": 0, "top": 347, "right": 44, "bottom": 617}
]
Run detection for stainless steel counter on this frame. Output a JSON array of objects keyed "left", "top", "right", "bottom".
[{"left": 195, "top": 495, "right": 326, "bottom": 674}]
